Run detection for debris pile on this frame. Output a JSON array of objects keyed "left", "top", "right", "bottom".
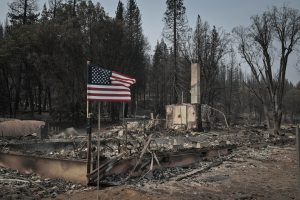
[
  {"left": 100, "top": 159, "right": 220, "bottom": 186},
  {"left": 0, "top": 122, "right": 297, "bottom": 199},
  {"left": 0, "top": 167, "right": 91, "bottom": 200}
]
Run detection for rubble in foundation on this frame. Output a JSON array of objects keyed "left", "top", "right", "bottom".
[
  {"left": 0, "top": 167, "right": 91, "bottom": 200},
  {"left": 0, "top": 119, "right": 298, "bottom": 200}
]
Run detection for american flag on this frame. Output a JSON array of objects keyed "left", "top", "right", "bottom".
[{"left": 87, "top": 65, "right": 136, "bottom": 102}]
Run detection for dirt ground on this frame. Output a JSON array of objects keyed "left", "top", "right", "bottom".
[{"left": 52, "top": 145, "right": 299, "bottom": 200}]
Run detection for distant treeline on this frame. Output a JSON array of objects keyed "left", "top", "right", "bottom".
[{"left": 0, "top": 0, "right": 148, "bottom": 123}]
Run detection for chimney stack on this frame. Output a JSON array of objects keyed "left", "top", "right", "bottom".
[{"left": 191, "top": 63, "right": 200, "bottom": 104}]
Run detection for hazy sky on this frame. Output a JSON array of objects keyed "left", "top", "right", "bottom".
[{"left": 0, "top": 0, "right": 300, "bottom": 84}]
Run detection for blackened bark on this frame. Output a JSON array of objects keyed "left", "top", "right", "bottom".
[
  {"left": 131, "top": 86, "right": 136, "bottom": 116},
  {"left": 42, "top": 89, "right": 47, "bottom": 112},
  {"left": 124, "top": 103, "right": 128, "bottom": 118},
  {"left": 47, "top": 87, "right": 52, "bottom": 112},
  {"left": 13, "top": 64, "right": 22, "bottom": 117},
  {"left": 25, "top": 62, "right": 34, "bottom": 117},
  {"left": 196, "top": 104, "right": 203, "bottom": 132},
  {"left": 173, "top": 0, "right": 177, "bottom": 104},
  {"left": 111, "top": 103, "right": 120, "bottom": 122},
  {"left": 38, "top": 82, "right": 42, "bottom": 114},
  {"left": 23, "top": 0, "right": 28, "bottom": 24}
]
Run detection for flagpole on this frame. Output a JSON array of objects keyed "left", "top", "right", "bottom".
[
  {"left": 86, "top": 61, "right": 92, "bottom": 176},
  {"left": 123, "top": 102, "right": 127, "bottom": 153},
  {"left": 86, "top": 60, "right": 90, "bottom": 119},
  {"left": 87, "top": 100, "right": 89, "bottom": 119},
  {"left": 97, "top": 102, "right": 101, "bottom": 200}
]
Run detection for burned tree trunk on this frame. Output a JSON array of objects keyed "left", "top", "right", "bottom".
[{"left": 234, "top": 6, "right": 300, "bottom": 134}]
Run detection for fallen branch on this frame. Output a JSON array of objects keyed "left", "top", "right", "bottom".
[
  {"left": 172, "top": 160, "right": 224, "bottom": 181},
  {"left": 152, "top": 151, "right": 161, "bottom": 167},
  {"left": 125, "top": 134, "right": 153, "bottom": 180},
  {"left": 88, "top": 152, "right": 125, "bottom": 182},
  {"left": 0, "top": 178, "right": 30, "bottom": 184},
  {"left": 140, "top": 150, "right": 154, "bottom": 180},
  {"left": 205, "top": 105, "right": 229, "bottom": 129}
]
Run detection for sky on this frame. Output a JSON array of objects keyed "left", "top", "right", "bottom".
[{"left": 0, "top": 0, "right": 300, "bottom": 84}]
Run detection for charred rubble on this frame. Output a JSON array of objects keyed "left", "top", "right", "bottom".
[{"left": 0, "top": 117, "right": 297, "bottom": 200}]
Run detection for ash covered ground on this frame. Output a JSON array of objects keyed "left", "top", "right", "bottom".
[{"left": 0, "top": 123, "right": 299, "bottom": 200}]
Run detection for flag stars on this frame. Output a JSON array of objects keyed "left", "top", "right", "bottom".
[{"left": 90, "top": 66, "right": 111, "bottom": 85}]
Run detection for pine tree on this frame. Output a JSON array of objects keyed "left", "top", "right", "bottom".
[
  {"left": 152, "top": 41, "right": 163, "bottom": 113},
  {"left": 48, "top": 0, "right": 62, "bottom": 19},
  {"left": 116, "top": 0, "right": 124, "bottom": 21},
  {"left": 125, "top": 0, "right": 142, "bottom": 45},
  {"left": 114, "top": 0, "right": 125, "bottom": 71},
  {"left": 151, "top": 39, "right": 171, "bottom": 114},
  {"left": 41, "top": 3, "right": 49, "bottom": 22},
  {"left": 163, "top": 0, "right": 188, "bottom": 103},
  {"left": 0, "top": 24, "right": 3, "bottom": 39},
  {"left": 8, "top": 0, "right": 39, "bottom": 25},
  {"left": 124, "top": 0, "right": 146, "bottom": 115}
]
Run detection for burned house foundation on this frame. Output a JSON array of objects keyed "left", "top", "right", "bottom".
[
  {"left": 0, "top": 122, "right": 236, "bottom": 185},
  {"left": 0, "top": 116, "right": 298, "bottom": 200}
]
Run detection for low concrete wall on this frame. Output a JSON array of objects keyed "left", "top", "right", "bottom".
[
  {"left": 0, "top": 152, "right": 87, "bottom": 184},
  {"left": 166, "top": 104, "right": 197, "bottom": 129}
]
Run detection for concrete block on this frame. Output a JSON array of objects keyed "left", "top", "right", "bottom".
[{"left": 165, "top": 104, "right": 198, "bottom": 130}]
